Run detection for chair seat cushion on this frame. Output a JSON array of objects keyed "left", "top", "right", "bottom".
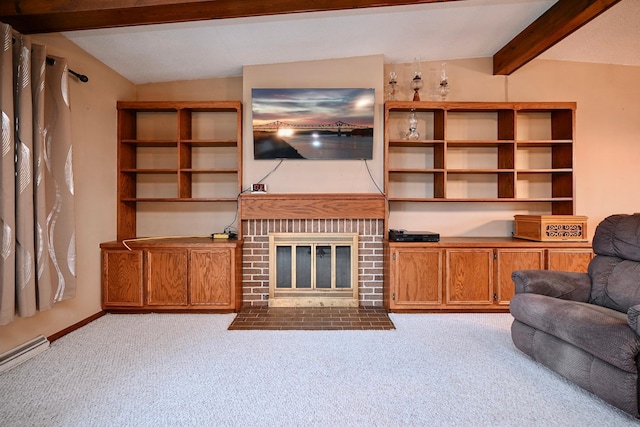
[{"left": 511, "top": 293, "right": 640, "bottom": 373}]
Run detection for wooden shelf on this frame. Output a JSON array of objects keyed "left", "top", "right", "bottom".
[
  {"left": 384, "top": 101, "right": 576, "bottom": 222},
  {"left": 446, "top": 140, "right": 515, "bottom": 147},
  {"left": 180, "top": 168, "right": 238, "bottom": 173},
  {"left": 388, "top": 168, "right": 445, "bottom": 173},
  {"left": 181, "top": 139, "right": 239, "bottom": 147},
  {"left": 121, "top": 169, "right": 177, "bottom": 173},
  {"left": 447, "top": 169, "right": 515, "bottom": 173},
  {"left": 117, "top": 100, "right": 241, "bottom": 111},
  {"left": 517, "top": 169, "right": 573, "bottom": 173},
  {"left": 116, "top": 100, "right": 242, "bottom": 240},
  {"left": 121, "top": 139, "right": 177, "bottom": 146},
  {"left": 388, "top": 139, "right": 444, "bottom": 147},
  {"left": 387, "top": 197, "right": 574, "bottom": 203},
  {"left": 120, "top": 197, "right": 238, "bottom": 203},
  {"left": 517, "top": 140, "right": 572, "bottom": 146}
]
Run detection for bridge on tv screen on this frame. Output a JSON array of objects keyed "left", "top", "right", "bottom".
[{"left": 253, "top": 120, "right": 370, "bottom": 132}]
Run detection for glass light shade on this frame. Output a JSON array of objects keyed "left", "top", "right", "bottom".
[
  {"left": 388, "top": 71, "right": 398, "bottom": 101},
  {"left": 439, "top": 62, "right": 450, "bottom": 100},
  {"left": 405, "top": 110, "right": 420, "bottom": 140}
]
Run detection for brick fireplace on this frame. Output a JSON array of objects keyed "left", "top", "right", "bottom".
[{"left": 239, "top": 194, "right": 386, "bottom": 307}]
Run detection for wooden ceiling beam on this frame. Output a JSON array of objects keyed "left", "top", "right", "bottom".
[
  {"left": 493, "top": 0, "right": 622, "bottom": 75},
  {"left": 0, "top": 0, "right": 462, "bottom": 34}
]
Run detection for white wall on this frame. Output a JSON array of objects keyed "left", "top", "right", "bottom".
[
  {"left": 136, "top": 56, "right": 640, "bottom": 240},
  {"left": 385, "top": 58, "right": 640, "bottom": 238},
  {"left": 508, "top": 59, "right": 640, "bottom": 230},
  {"left": 242, "top": 55, "right": 385, "bottom": 194}
]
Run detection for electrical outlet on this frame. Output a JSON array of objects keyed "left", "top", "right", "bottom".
[{"left": 252, "top": 183, "right": 267, "bottom": 193}]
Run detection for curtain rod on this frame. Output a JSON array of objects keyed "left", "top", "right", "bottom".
[
  {"left": 11, "top": 35, "right": 89, "bottom": 83},
  {"left": 46, "top": 57, "right": 89, "bottom": 83}
]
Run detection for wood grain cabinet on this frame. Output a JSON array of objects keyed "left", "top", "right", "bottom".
[
  {"left": 102, "top": 249, "right": 144, "bottom": 307},
  {"left": 101, "top": 100, "right": 243, "bottom": 312},
  {"left": 145, "top": 249, "right": 188, "bottom": 307},
  {"left": 386, "top": 238, "right": 591, "bottom": 312},
  {"left": 547, "top": 248, "right": 593, "bottom": 272},
  {"left": 101, "top": 238, "right": 242, "bottom": 311},
  {"left": 190, "top": 248, "right": 237, "bottom": 307},
  {"left": 446, "top": 248, "right": 494, "bottom": 307},
  {"left": 388, "top": 248, "right": 443, "bottom": 309},
  {"left": 495, "top": 248, "right": 544, "bottom": 305}
]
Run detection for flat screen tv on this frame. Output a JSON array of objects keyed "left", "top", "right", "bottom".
[{"left": 252, "top": 88, "right": 374, "bottom": 160}]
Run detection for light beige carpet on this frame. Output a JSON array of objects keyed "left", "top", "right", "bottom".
[{"left": 0, "top": 312, "right": 637, "bottom": 426}]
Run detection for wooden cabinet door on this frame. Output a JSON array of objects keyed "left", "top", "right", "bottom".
[
  {"left": 445, "top": 249, "right": 493, "bottom": 306},
  {"left": 145, "top": 249, "right": 188, "bottom": 306},
  {"left": 190, "top": 248, "right": 234, "bottom": 308},
  {"left": 390, "top": 248, "right": 442, "bottom": 309},
  {"left": 102, "top": 249, "right": 143, "bottom": 308},
  {"left": 495, "top": 249, "right": 544, "bottom": 305},
  {"left": 547, "top": 249, "right": 592, "bottom": 273}
]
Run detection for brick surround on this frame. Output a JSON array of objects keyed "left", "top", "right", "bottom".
[{"left": 241, "top": 218, "right": 385, "bottom": 307}]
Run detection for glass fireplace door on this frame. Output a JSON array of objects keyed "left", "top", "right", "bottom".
[{"left": 269, "top": 233, "right": 358, "bottom": 307}]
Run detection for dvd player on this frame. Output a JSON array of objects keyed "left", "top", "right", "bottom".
[{"left": 389, "top": 229, "right": 440, "bottom": 242}]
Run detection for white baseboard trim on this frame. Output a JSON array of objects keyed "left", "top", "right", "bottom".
[{"left": 0, "top": 335, "right": 49, "bottom": 374}]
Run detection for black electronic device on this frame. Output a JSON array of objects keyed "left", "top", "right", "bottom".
[{"left": 389, "top": 229, "right": 440, "bottom": 242}]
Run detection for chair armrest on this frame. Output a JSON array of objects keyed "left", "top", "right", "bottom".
[
  {"left": 628, "top": 305, "right": 640, "bottom": 336},
  {"left": 511, "top": 270, "right": 591, "bottom": 302}
]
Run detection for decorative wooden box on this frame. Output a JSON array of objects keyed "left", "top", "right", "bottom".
[{"left": 514, "top": 215, "right": 588, "bottom": 242}]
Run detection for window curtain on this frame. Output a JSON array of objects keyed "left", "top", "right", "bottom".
[{"left": 0, "top": 23, "right": 76, "bottom": 325}]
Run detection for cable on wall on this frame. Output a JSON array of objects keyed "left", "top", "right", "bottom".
[
  {"left": 222, "top": 158, "right": 285, "bottom": 235},
  {"left": 363, "top": 158, "right": 390, "bottom": 220}
]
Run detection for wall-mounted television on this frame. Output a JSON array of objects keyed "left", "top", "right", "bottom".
[{"left": 252, "top": 88, "right": 374, "bottom": 160}]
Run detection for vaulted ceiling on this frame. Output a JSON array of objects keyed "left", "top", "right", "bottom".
[{"left": 2, "top": 0, "right": 635, "bottom": 84}]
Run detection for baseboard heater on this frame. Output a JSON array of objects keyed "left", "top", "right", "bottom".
[{"left": 0, "top": 335, "right": 49, "bottom": 374}]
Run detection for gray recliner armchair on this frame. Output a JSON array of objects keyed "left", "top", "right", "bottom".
[{"left": 510, "top": 213, "right": 640, "bottom": 417}]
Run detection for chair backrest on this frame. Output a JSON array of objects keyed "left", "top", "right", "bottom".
[{"left": 589, "top": 213, "right": 640, "bottom": 313}]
